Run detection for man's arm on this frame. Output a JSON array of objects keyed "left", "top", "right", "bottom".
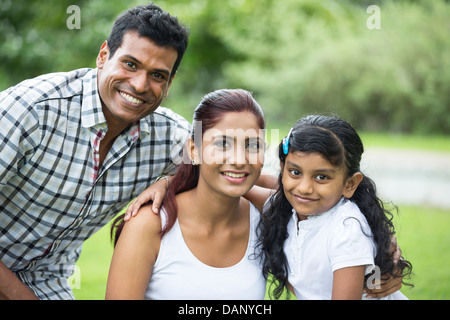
[{"left": 0, "top": 261, "right": 38, "bottom": 300}]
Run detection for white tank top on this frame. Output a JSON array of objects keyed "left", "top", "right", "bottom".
[{"left": 145, "top": 202, "right": 266, "bottom": 300}]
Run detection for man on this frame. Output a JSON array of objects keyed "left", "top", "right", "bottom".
[{"left": 0, "top": 3, "right": 191, "bottom": 299}]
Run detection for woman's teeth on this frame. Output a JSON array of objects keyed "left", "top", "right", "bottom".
[
  {"left": 120, "top": 91, "right": 144, "bottom": 104},
  {"left": 223, "top": 172, "right": 246, "bottom": 178}
]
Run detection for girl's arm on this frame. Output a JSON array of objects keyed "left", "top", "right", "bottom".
[
  {"left": 105, "top": 205, "right": 161, "bottom": 300},
  {"left": 332, "top": 266, "right": 366, "bottom": 300}
]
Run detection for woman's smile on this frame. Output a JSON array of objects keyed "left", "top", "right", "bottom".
[{"left": 221, "top": 170, "right": 249, "bottom": 183}]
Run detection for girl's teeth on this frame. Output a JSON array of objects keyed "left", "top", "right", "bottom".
[
  {"left": 223, "top": 172, "right": 246, "bottom": 178},
  {"left": 120, "top": 91, "right": 143, "bottom": 104}
]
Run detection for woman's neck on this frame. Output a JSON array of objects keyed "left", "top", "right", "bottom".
[{"left": 178, "top": 184, "right": 243, "bottom": 230}]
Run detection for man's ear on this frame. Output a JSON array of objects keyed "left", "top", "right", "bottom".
[
  {"left": 96, "top": 41, "right": 109, "bottom": 69},
  {"left": 343, "top": 172, "right": 363, "bottom": 198}
]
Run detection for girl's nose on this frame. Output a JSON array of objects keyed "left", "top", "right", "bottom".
[{"left": 297, "top": 177, "right": 313, "bottom": 195}]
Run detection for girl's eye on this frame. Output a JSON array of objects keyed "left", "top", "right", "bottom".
[
  {"left": 288, "top": 169, "right": 301, "bottom": 176},
  {"left": 315, "top": 174, "right": 329, "bottom": 181}
]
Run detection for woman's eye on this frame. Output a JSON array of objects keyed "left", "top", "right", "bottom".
[
  {"left": 247, "top": 141, "right": 261, "bottom": 152},
  {"left": 214, "top": 140, "right": 231, "bottom": 149},
  {"left": 289, "top": 169, "right": 301, "bottom": 176}
]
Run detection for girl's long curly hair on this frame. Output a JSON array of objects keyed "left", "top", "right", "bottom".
[{"left": 257, "top": 114, "right": 413, "bottom": 299}]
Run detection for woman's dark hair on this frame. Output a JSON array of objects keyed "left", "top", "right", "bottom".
[
  {"left": 111, "top": 89, "right": 265, "bottom": 245},
  {"left": 257, "top": 114, "right": 413, "bottom": 299},
  {"left": 107, "top": 3, "right": 190, "bottom": 78}
]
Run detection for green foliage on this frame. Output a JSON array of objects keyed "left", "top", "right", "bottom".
[
  {"left": 1, "top": 0, "right": 449, "bottom": 133},
  {"left": 210, "top": 0, "right": 450, "bottom": 134}
]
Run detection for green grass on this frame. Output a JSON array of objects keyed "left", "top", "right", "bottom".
[
  {"left": 72, "top": 204, "right": 450, "bottom": 300},
  {"left": 71, "top": 221, "right": 114, "bottom": 300},
  {"left": 359, "top": 132, "right": 450, "bottom": 152},
  {"left": 393, "top": 205, "right": 450, "bottom": 299}
]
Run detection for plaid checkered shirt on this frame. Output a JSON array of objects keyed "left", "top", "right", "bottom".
[{"left": 0, "top": 68, "right": 191, "bottom": 299}]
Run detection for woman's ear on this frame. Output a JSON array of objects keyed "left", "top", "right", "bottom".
[
  {"left": 187, "top": 138, "right": 199, "bottom": 165},
  {"left": 343, "top": 172, "right": 363, "bottom": 198}
]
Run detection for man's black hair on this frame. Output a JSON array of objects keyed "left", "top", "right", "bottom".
[{"left": 107, "top": 3, "right": 190, "bottom": 78}]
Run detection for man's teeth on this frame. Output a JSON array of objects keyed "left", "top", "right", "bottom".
[
  {"left": 223, "top": 172, "right": 246, "bottom": 178},
  {"left": 120, "top": 91, "right": 144, "bottom": 104}
]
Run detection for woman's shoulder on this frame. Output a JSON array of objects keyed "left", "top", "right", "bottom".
[{"left": 123, "top": 204, "right": 163, "bottom": 236}]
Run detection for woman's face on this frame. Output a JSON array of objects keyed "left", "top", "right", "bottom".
[{"left": 192, "top": 111, "right": 265, "bottom": 199}]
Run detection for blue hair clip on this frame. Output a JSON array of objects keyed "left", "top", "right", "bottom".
[{"left": 282, "top": 127, "right": 293, "bottom": 155}]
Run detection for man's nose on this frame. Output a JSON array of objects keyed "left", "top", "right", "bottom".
[{"left": 129, "top": 71, "right": 150, "bottom": 93}]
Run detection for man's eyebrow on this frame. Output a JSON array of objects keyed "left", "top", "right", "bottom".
[
  {"left": 123, "top": 54, "right": 171, "bottom": 77},
  {"left": 123, "top": 54, "right": 141, "bottom": 64}
]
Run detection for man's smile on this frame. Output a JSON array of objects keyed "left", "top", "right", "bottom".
[{"left": 118, "top": 90, "right": 145, "bottom": 105}]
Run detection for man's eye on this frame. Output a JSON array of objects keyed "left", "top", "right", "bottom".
[
  {"left": 152, "top": 72, "right": 168, "bottom": 82},
  {"left": 125, "top": 61, "right": 137, "bottom": 69}
]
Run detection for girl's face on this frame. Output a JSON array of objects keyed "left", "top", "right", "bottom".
[
  {"left": 191, "top": 111, "right": 265, "bottom": 199},
  {"left": 282, "top": 151, "right": 361, "bottom": 220}
]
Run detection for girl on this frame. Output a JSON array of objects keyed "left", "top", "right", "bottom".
[
  {"left": 255, "top": 114, "right": 413, "bottom": 300},
  {"left": 105, "top": 89, "right": 267, "bottom": 299}
]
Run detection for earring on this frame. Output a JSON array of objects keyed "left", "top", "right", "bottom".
[{"left": 191, "top": 159, "right": 197, "bottom": 166}]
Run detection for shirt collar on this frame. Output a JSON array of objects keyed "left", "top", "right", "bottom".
[{"left": 81, "top": 68, "right": 106, "bottom": 129}]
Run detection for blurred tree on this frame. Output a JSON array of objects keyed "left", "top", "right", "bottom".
[{"left": 1, "top": 0, "right": 449, "bottom": 134}]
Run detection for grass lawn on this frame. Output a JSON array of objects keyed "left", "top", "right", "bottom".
[{"left": 72, "top": 204, "right": 450, "bottom": 300}]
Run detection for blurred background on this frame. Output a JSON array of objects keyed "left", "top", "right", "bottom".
[{"left": 1, "top": 0, "right": 449, "bottom": 299}]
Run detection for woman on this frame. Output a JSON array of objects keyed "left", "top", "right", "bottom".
[{"left": 106, "top": 89, "right": 267, "bottom": 299}]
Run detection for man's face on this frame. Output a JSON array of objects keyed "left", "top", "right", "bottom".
[{"left": 96, "top": 31, "right": 178, "bottom": 129}]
